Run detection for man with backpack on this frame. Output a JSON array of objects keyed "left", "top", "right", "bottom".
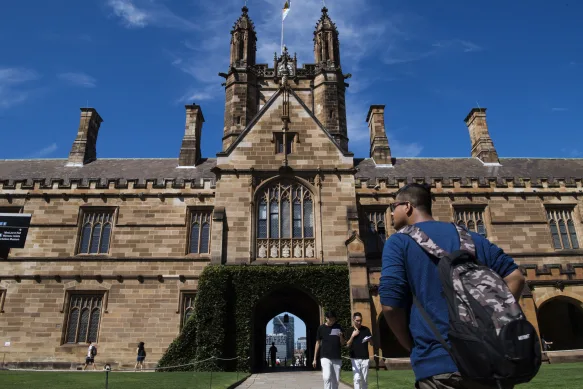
[
  {"left": 83, "top": 341, "right": 97, "bottom": 371},
  {"left": 380, "top": 183, "right": 540, "bottom": 389}
]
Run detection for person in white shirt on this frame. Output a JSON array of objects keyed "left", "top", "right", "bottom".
[{"left": 83, "top": 342, "right": 97, "bottom": 371}]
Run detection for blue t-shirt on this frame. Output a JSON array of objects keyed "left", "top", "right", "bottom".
[{"left": 379, "top": 221, "right": 518, "bottom": 382}]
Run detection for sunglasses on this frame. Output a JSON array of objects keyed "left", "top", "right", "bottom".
[{"left": 390, "top": 201, "right": 410, "bottom": 212}]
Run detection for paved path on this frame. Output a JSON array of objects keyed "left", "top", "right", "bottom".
[{"left": 238, "top": 371, "right": 352, "bottom": 389}]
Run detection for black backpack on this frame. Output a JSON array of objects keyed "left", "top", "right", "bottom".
[
  {"left": 91, "top": 346, "right": 97, "bottom": 357},
  {"left": 399, "top": 223, "right": 541, "bottom": 387}
]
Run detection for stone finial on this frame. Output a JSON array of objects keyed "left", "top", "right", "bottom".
[
  {"left": 464, "top": 108, "right": 499, "bottom": 164},
  {"left": 313, "top": 6, "right": 340, "bottom": 67},
  {"left": 230, "top": 5, "right": 257, "bottom": 67},
  {"left": 67, "top": 108, "right": 103, "bottom": 166},
  {"left": 366, "top": 105, "right": 392, "bottom": 165},
  {"left": 179, "top": 104, "right": 204, "bottom": 167}
]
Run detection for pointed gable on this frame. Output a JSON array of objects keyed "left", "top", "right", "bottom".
[{"left": 216, "top": 87, "right": 353, "bottom": 170}]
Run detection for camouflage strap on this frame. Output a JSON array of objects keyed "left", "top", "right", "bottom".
[
  {"left": 397, "top": 224, "right": 476, "bottom": 257},
  {"left": 453, "top": 224, "right": 476, "bottom": 256},
  {"left": 397, "top": 225, "right": 449, "bottom": 258}
]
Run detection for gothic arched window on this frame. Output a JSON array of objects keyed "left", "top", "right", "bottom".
[
  {"left": 256, "top": 182, "right": 315, "bottom": 259},
  {"left": 64, "top": 294, "right": 103, "bottom": 344},
  {"left": 78, "top": 210, "right": 114, "bottom": 255},
  {"left": 547, "top": 207, "right": 579, "bottom": 250}
]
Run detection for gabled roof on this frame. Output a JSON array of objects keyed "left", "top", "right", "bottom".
[
  {"left": 355, "top": 157, "right": 583, "bottom": 186},
  {"left": 0, "top": 158, "right": 217, "bottom": 188},
  {"left": 217, "top": 87, "right": 353, "bottom": 157}
]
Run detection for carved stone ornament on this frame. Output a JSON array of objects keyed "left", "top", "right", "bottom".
[
  {"left": 270, "top": 244, "right": 278, "bottom": 258},
  {"left": 294, "top": 244, "right": 302, "bottom": 258},
  {"left": 258, "top": 244, "right": 267, "bottom": 259},
  {"left": 306, "top": 244, "right": 314, "bottom": 258}
]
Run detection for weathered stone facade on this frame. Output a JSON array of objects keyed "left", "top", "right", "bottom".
[{"left": 1, "top": 5, "right": 583, "bottom": 370}]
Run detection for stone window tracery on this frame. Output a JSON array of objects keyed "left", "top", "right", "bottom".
[
  {"left": 78, "top": 209, "right": 115, "bottom": 255},
  {"left": 454, "top": 207, "right": 487, "bottom": 237},
  {"left": 546, "top": 207, "right": 579, "bottom": 250},
  {"left": 189, "top": 210, "right": 212, "bottom": 254},
  {"left": 64, "top": 294, "right": 103, "bottom": 344},
  {"left": 256, "top": 182, "right": 315, "bottom": 259},
  {"left": 181, "top": 292, "right": 197, "bottom": 328},
  {"left": 361, "top": 209, "right": 387, "bottom": 254}
]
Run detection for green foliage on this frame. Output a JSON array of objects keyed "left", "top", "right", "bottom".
[{"left": 158, "top": 264, "right": 351, "bottom": 372}]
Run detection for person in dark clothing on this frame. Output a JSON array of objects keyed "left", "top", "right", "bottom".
[
  {"left": 313, "top": 311, "right": 345, "bottom": 389},
  {"left": 269, "top": 342, "right": 278, "bottom": 368},
  {"left": 380, "top": 183, "right": 525, "bottom": 389},
  {"left": 346, "top": 312, "right": 372, "bottom": 389},
  {"left": 135, "top": 341, "right": 146, "bottom": 371}
]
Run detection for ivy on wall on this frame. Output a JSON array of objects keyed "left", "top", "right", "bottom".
[{"left": 158, "top": 264, "right": 351, "bottom": 372}]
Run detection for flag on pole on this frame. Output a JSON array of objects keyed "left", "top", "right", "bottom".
[{"left": 282, "top": 1, "right": 291, "bottom": 21}]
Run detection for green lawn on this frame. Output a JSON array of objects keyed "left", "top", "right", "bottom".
[
  {"left": 0, "top": 371, "right": 248, "bottom": 389},
  {"left": 340, "top": 363, "right": 583, "bottom": 389}
]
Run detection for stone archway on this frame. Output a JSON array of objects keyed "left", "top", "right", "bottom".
[
  {"left": 378, "top": 313, "right": 409, "bottom": 358},
  {"left": 252, "top": 286, "right": 320, "bottom": 372},
  {"left": 537, "top": 296, "right": 583, "bottom": 351}
]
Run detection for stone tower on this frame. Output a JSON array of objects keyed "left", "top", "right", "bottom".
[
  {"left": 222, "top": 6, "right": 259, "bottom": 150},
  {"left": 313, "top": 7, "right": 349, "bottom": 152}
]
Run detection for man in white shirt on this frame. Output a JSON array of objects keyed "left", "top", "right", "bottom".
[{"left": 83, "top": 342, "right": 97, "bottom": 371}]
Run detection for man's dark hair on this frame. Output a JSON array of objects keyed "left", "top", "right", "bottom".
[
  {"left": 353, "top": 312, "right": 362, "bottom": 319},
  {"left": 325, "top": 310, "right": 337, "bottom": 319},
  {"left": 395, "top": 183, "right": 433, "bottom": 215}
]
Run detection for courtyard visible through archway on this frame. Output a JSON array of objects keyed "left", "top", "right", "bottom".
[{"left": 252, "top": 286, "right": 320, "bottom": 372}]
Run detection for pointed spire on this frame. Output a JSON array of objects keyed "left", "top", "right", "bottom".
[
  {"left": 232, "top": 6, "right": 255, "bottom": 33},
  {"left": 230, "top": 5, "right": 257, "bottom": 67},
  {"left": 313, "top": 6, "right": 340, "bottom": 67},
  {"left": 314, "top": 7, "right": 337, "bottom": 34}
]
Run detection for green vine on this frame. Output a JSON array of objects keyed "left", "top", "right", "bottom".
[{"left": 158, "top": 264, "right": 351, "bottom": 372}]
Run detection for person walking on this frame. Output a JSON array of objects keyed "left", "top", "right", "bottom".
[
  {"left": 269, "top": 342, "right": 278, "bottom": 368},
  {"left": 313, "top": 311, "right": 345, "bottom": 389},
  {"left": 135, "top": 341, "right": 146, "bottom": 371},
  {"left": 83, "top": 341, "right": 97, "bottom": 371},
  {"left": 379, "top": 183, "right": 526, "bottom": 389},
  {"left": 346, "top": 312, "right": 372, "bottom": 389}
]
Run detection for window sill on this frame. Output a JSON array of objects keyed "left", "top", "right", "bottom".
[
  {"left": 185, "top": 254, "right": 211, "bottom": 259},
  {"left": 60, "top": 343, "right": 98, "bottom": 348}
]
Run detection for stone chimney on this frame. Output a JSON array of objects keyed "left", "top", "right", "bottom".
[
  {"left": 464, "top": 108, "right": 499, "bottom": 164},
  {"left": 178, "top": 104, "right": 204, "bottom": 167},
  {"left": 67, "top": 108, "right": 103, "bottom": 166},
  {"left": 366, "top": 105, "right": 392, "bottom": 165}
]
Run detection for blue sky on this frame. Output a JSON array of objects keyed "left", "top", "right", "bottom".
[
  {"left": 267, "top": 313, "right": 306, "bottom": 342},
  {"left": 1, "top": 0, "right": 582, "bottom": 160}
]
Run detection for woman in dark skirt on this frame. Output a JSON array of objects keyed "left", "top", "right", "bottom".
[{"left": 135, "top": 342, "right": 146, "bottom": 371}]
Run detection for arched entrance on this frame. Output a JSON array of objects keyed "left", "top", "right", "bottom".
[
  {"left": 252, "top": 286, "right": 320, "bottom": 372},
  {"left": 537, "top": 296, "right": 583, "bottom": 350},
  {"left": 378, "top": 314, "right": 409, "bottom": 358}
]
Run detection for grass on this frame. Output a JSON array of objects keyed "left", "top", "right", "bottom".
[
  {"left": 0, "top": 371, "right": 248, "bottom": 389},
  {"left": 340, "top": 363, "right": 583, "bottom": 389}
]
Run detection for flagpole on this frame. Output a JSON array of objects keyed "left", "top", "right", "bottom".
[{"left": 281, "top": 16, "right": 284, "bottom": 54}]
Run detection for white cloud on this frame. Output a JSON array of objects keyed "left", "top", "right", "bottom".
[
  {"left": 391, "top": 138, "right": 423, "bottom": 157},
  {"left": 106, "top": 0, "right": 198, "bottom": 30},
  {"left": 176, "top": 87, "right": 217, "bottom": 104},
  {"left": 560, "top": 148, "right": 582, "bottom": 158},
  {"left": 385, "top": 38, "right": 482, "bottom": 65},
  {"left": 551, "top": 107, "right": 568, "bottom": 112},
  {"left": 58, "top": 72, "right": 97, "bottom": 88},
  {"left": 27, "top": 143, "right": 58, "bottom": 158},
  {"left": 0, "top": 67, "right": 39, "bottom": 108}
]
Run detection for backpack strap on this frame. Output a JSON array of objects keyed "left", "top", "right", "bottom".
[
  {"left": 453, "top": 224, "right": 476, "bottom": 256},
  {"left": 398, "top": 225, "right": 455, "bottom": 358},
  {"left": 397, "top": 225, "right": 450, "bottom": 259}
]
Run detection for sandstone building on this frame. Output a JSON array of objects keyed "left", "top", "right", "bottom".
[{"left": 1, "top": 6, "right": 583, "bottom": 370}]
